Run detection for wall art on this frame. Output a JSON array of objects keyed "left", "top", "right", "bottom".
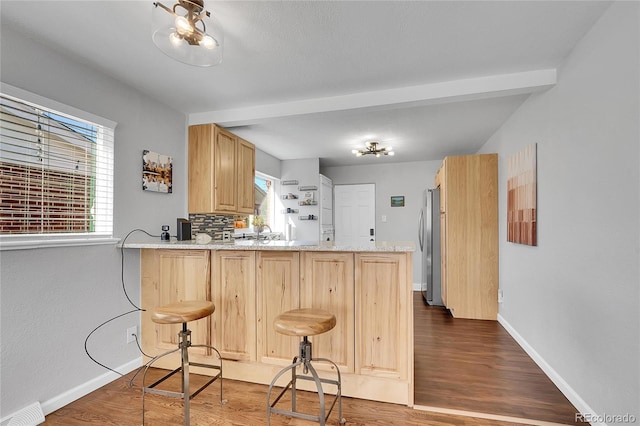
[
  {"left": 390, "top": 196, "right": 405, "bottom": 207},
  {"left": 142, "top": 149, "right": 172, "bottom": 193},
  {"left": 507, "top": 143, "right": 537, "bottom": 245}
]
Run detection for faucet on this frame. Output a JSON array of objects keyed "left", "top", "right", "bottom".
[{"left": 257, "top": 224, "right": 272, "bottom": 239}]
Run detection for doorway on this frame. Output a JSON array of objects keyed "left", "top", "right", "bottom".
[{"left": 334, "top": 184, "right": 375, "bottom": 245}]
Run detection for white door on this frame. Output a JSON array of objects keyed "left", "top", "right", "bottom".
[{"left": 334, "top": 184, "right": 375, "bottom": 245}]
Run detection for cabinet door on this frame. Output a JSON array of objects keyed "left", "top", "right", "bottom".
[
  {"left": 141, "top": 249, "right": 213, "bottom": 357},
  {"left": 188, "top": 124, "right": 215, "bottom": 213},
  {"left": 439, "top": 154, "right": 498, "bottom": 320},
  {"left": 355, "top": 253, "right": 409, "bottom": 380},
  {"left": 212, "top": 250, "right": 256, "bottom": 361},
  {"left": 300, "top": 252, "right": 354, "bottom": 373},
  {"left": 236, "top": 137, "right": 255, "bottom": 214},
  {"left": 214, "top": 127, "right": 238, "bottom": 212},
  {"left": 256, "top": 251, "right": 300, "bottom": 364}
]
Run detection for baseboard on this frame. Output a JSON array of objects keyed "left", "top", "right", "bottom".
[
  {"left": 40, "top": 358, "right": 142, "bottom": 417},
  {"left": 412, "top": 282, "right": 421, "bottom": 291},
  {"left": 497, "top": 314, "right": 605, "bottom": 426}
]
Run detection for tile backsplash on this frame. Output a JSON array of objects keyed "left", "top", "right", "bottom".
[{"left": 188, "top": 213, "right": 235, "bottom": 241}]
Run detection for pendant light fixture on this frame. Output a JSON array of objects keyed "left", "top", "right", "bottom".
[
  {"left": 152, "top": 0, "right": 224, "bottom": 67},
  {"left": 352, "top": 142, "right": 395, "bottom": 157}
]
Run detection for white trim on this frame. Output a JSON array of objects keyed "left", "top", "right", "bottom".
[
  {"left": 412, "top": 282, "right": 421, "bottom": 291},
  {"left": 497, "top": 314, "right": 606, "bottom": 426},
  {"left": 413, "top": 404, "right": 573, "bottom": 426},
  {"left": 41, "top": 358, "right": 142, "bottom": 416},
  {"left": 0, "top": 359, "right": 142, "bottom": 424},
  {"left": 0, "top": 236, "right": 120, "bottom": 251}
]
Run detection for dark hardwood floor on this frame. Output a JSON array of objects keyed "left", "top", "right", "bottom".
[
  {"left": 45, "top": 368, "right": 527, "bottom": 425},
  {"left": 44, "top": 292, "right": 584, "bottom": 425},
  {"left": 413, "top": 291, "right": 585, "bottom": 425}
]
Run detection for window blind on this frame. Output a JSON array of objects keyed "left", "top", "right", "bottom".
[{"left": 0, "top": 90, "right": 114, "bottom": 237}]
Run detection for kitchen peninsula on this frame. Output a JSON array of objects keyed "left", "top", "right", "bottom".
[{"left": 123, "top": 239, "right": 415, "bottom": 406}]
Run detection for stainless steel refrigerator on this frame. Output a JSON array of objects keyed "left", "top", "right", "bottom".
[{"left": 418, "top": 188, "right": 443, "bottom": 305}]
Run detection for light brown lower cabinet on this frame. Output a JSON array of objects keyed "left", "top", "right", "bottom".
[
  {"left": 355, "top": 253, "right": 410, "bottom": 381},
  {"left": 300, "top": 252, "right": 355, "bottom": 373},
  {"left": 212, "top": 250, "right": 256, "bottom": 362},
  {"left": 141, "top": 249, "right": 213, "bottom": 359},
  {"left": 140, "top": 248, "right": 413, "bottom": 406},
  {"left": 256, "top": 251, "right": 300, "bottom": 365}
]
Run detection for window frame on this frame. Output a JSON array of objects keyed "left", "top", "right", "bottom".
[{"left": 0, "top": 83, "right": 118, "bottom": 250}]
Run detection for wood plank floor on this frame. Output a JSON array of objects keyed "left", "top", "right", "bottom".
[
  {"left": 45, "top": 368, "right": 529, "bottom": 425},
  {"left": 413, "top": 292, "right": 585, "bottom": 425},
  {"left": 44, "top": 292, "right": 585, "bottom": 425}
]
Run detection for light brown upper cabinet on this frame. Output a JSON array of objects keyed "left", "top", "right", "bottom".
[
  {"left": 188, "top": 124, "right": 255, "bottom": 215},
  {"left": 436, "top": 153, "right": 498, "bottom": 320}
]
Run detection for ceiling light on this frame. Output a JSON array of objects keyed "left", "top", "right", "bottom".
[
  {"left": 352, "top": 142, "right": 394, "bottom": 157},
  {"left": 152, "top": 0, "right": 224, "bottom": 67}
]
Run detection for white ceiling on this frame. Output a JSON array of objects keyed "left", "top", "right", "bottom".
[{"left": 1, "top": 1, "right": 612, "bottom": 167}]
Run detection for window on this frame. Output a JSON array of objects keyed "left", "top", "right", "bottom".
[
  {"left": 239, "top": 172, "right": 283, "bottom": 235},
  {"left": 253, "top": 174, "right": 272, "bottom": 229},
  {"left": 0, "top": 84, "right": 116, "bottom": 249}
]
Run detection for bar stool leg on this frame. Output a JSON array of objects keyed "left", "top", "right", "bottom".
[
  {"left": 181, "top": 324, "right": 190, "bottom": 426},
  {"left": 142, "top": 324, "right": 223, "bottom": 426},
  {"left": 267, "top": 337, "right": 345, "bottom": 425}
]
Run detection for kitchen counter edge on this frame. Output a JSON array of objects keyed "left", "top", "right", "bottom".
[{"left": 120, "top": 239, "right": 415, "bottom": 252}]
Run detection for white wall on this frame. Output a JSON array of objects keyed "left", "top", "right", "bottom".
[
  {"left": 479, "top": 2, "right": 639, "bottom": 420},
  {"left": 256, "top": 148, "right": 281, "bottom": 179},
  {"left": 0, "top": 24, "right": 187, "bottom": 418},
  {"left": 322, "top": 160, "right": 441, "bottom": 286}
]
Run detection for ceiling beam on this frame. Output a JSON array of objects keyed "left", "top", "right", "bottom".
[{"left": 189, "top": 68, "right": 556, "bottom": 126}]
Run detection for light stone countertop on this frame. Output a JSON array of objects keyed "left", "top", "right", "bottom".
[{"left": 120, "top": 237, "right": 415, "bottom": 252}]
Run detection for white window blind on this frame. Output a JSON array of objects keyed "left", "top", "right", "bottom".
[{"left": 0, "top": 85, "right": 115, "bottom": 243}]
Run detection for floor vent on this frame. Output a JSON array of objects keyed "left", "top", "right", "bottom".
[{"left": 7, "top": 402, "right": 44, "bottom": 426}]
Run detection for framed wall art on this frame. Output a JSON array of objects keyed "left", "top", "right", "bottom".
[
  {"left": 142, "top": 150, "right": 172, "bottom": 193},
  {"left": 390, "top": 196, "right": 405, "bottom": 207},
  {"left": 507, "top": 143, "right": 537, "bottom": 245}
]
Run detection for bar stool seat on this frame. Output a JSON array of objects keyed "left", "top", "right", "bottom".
[
  {"left": 267, "top": 308, "right": 345, "bottom": 425},
  {"left": 142, "top": 300, "right": 224, "bottom": 426}
]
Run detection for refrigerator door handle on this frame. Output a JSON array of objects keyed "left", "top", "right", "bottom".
[{"left": 418, "top": 209, "right": 424, "bottom": 252}]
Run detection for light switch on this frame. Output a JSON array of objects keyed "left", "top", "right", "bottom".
[{"left": 381, "top": 215, "right": 387, "bottom": 222}]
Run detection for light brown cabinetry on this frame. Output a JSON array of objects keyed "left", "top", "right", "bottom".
[
  {"left": 236, "top": 137, "right": 255, "bottom": 214},
  {"left": 355, "top": 253, "right": 410, "bottom": 381},
  {"left": 256, "top": 251, "right": 300, "bottom": 364},
  {"left": 188, "top": 124, "right": 255, "bottom": 215},
  {"left": 300, "top": 252, "right": 354, "bottom": 373},
  {"left": 139, "top": 247, "right": 413, "bottom": 405},
  {"left": 212, "top": 250, "right": 256, "bottom": 361},
  {"left": 141, "top": 249, "right": 213, "bottom": 359},
  {"left": 435, "top": 153, "right": 498, "bottom": 320}
]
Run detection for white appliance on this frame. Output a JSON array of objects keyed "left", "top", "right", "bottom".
[
  {"left": 319, "top": 174, "right": 334, "bottom": 241},
  {"left": 418, "top": 188, "right": 443, "bottom": 305}
]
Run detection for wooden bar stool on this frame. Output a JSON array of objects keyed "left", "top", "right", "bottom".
[
  {"left": 142, "top": 300, "right": 224, "bottom": 426},
  {"left": 267, "top": 308, "right": 346, "bottom": 426}
]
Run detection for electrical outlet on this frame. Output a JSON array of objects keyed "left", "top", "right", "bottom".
[
  {"left": 498, "top": 289, "right": 504, "bottom": 303},
  {"left": 126, "top": 326, "right": 137, "bottom": 344}
]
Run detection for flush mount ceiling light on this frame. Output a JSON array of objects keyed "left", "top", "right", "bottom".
[
  {"left": 352, "top": 142, "right": 395, "bottom": 158},
  {"left": 152, "top": 0, "right": 224, "bottom": 67}
]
